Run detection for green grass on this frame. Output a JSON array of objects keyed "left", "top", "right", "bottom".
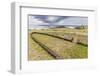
[
  {"left": 28, "top": 34, "right": 54, "bottom": 60},
  {"left": 28, "top": 28, "right": 88, "bottom": 60},
  {"left": 32, "top": 33, "right": 87, "bottom": 59}
]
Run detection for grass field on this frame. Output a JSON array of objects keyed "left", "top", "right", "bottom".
[{"left": 28, "top": 28, "right": 88, "bottom": 60}]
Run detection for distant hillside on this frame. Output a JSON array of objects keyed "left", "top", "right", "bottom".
[{"left": 29, "top": 25, "right": 88, "bottom": 29}]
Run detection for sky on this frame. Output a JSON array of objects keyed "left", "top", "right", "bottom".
[{"left": 28, "top": 15, "right": 88, "bottom": 29}]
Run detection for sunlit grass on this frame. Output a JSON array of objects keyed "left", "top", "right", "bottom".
[
  {"left": 28, "top": 34, "right": 54, "bottom": 60},
  {"left": 28, "top": 28, "right": 88, "bottom": 60},
  {"left": 32, "top": 34, "right": 87, "bottom": 59}
]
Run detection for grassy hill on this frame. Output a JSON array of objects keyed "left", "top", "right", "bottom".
[{"left": 28, "top": 28, "right": 88, "bottom": 60}]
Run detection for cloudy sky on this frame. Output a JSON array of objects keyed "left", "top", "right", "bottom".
[{"left": 28, "top": 15, "right": 88, "bottom": 29}]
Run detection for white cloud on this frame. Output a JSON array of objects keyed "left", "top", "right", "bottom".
[
  {"left": 29, "top": 16, "right": 48, "bottom": 25},
  {"left": 28, "top": 15, "right": 88, "bottom": 29},
  {"left": 55, "top": 17, "right": 88, "bottom": 25},
  {"left": 29, "top": 16, "right": 49, "bottom": 29},
  {"left": 47, "top": 16, "right": 59, "bottom": 22}
]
